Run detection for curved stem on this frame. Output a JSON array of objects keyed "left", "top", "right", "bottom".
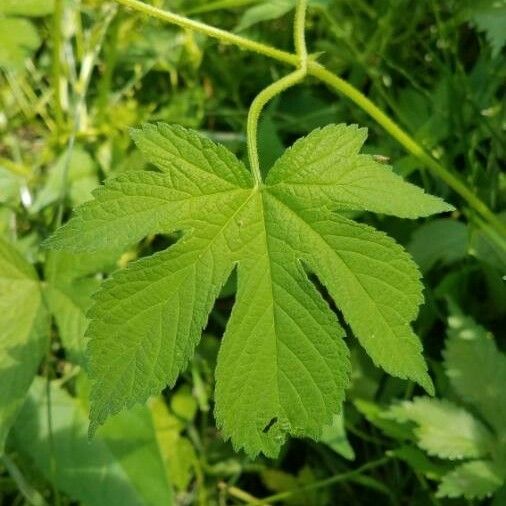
[
  {"left": 111, "top": 0, "right": 506, "bottom": 239},
  {"left": 247, "top": 0, "right": 308, "bottom": 185},
  {"left": 247, "top": 69, "right": 306, "bottom": 185}
]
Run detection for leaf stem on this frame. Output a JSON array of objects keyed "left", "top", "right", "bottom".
[
  {"left": 249, "top": 456, "right": 391, "bottom": 505},
  {"left": 246, "top": 69, "right": 305, "bottom": 185},
  {"left": 247, "top": 0, "right": 308, "bottom": 185},
  {"left": 1, "top": 455, "right": 47, "bottom": 506},
  {"left": 111, "top": 0, "right": 506, "bottom": 239}
]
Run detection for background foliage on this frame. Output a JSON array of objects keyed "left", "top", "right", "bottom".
[{"left": 0, "top": 0, "right": 505, "bottom": 504}]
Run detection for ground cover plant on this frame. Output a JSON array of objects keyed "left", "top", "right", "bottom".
[{"left": 0, "top": 0, "right": 505, "bottom": 504}]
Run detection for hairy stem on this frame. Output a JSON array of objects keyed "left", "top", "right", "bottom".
[
  {"left": 294, "top": 0, "right": 308, "bottom": 66},
  {"left": 247, "top": 0, "right": 308, "bottom": 185},
  {"left": 114, "top": 0, "right": 296, "bottom": 65},
  {"left": 247, "top": 69, "right": 306, "bottom": 184},
  {"left": 111, "top": 0, "right": 506, "bottom": 239}
]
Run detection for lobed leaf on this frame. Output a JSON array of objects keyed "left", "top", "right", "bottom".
[
  {"left": 46, "top": 123, "right": 452, "bottom": 456},
  {"left": 267, "top": 124, "right": 453, "bottom": 217}
]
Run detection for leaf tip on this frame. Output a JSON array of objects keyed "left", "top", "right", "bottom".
[
  {"left": 419, "top": 373, "right": 435, "bottom": 396},
  {"left": 87, "top": 419, "right": 98, "bottom": 440}
]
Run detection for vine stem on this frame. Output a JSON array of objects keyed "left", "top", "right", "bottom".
[
  {"left": 113, "top": 0, "right": 297, "bottom": 65},
  {"left": 247, "top": 0, "right": 308, "bottom": 185},
  {"left": 112, "top": 0, "right": 506, "bottom": 239},
  {"left": 247, "top": 69, "right": 306, "bottom": 185}
]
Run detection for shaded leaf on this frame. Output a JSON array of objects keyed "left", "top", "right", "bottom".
[
  {"left": 12, "top": 377, "right": 173, "bottom": 506},
  {"left": 408, "top": 218, "right": 468, "bottom": 272},
  {"left": 321, "top": 411, "right": 355, "bottom": 460},
  {"left": 444, "top": 305, "right": 506, "bottom": 437},
  {"left": 0, "top": 237, "right": 48, "bottom": 452}
]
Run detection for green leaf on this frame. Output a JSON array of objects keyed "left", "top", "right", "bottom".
[
  {"left": 149, "top": 397, "right": 197, "bottom": 491},
  {"left": 0, "top": 0, "right": 55, "bottom": 16},
  {"left": 408, "top": 218, "right": 468, "bottom": 272},
  {"left": 385, "top": 397, "right": 493, "bottom": 460},
  {"left": 266, "top": 125, "right": 453, "bottom": 218},
  {"left": 43, "top": 250, "right": 120, "bottom": 364},
  {"left": 0, "top": 237, "right": 48, "bottom": 452},
  {"left": 46, "top": 123, "right": 450, "bottom": 456},
  {"left": 235, "top": 0, "right": 295, "bottom": 32},
  {"left": 170, "top": 385, "right": 198, "bottom": 422},
  {"left": 444, "top": 306, "right": 506, "bottom": 437},
  {"left": 469, "top": 214, "right": 506, "bottom": 272},
  {"left": 389, "top": 446, "right": 449, "bottom": 480},
  {"left": 437, "top": 460, "right": 504, "bottom": 499},
  {"left": 31, "top": 146, "right": 99, "bottom": 213},
  {"left": 261, "top": 466, "right": 329, "bottom": 506},
  {"left": 44, "top": 281, "right": 96, "bottom": 363},
  {"left": 12, "top": 377, "right": 173, "bottom": 506},
  {"left": 234, "top": 0, "right": 330, "bottom": 31},
  {"left": 0, "top": 165, "right": 24, "bottom": 204},
  {"left": 464, "top": 0, "right": 506, "bottom": 57},
  {"left": 0, "top": 17, "right": 40, "bottom": 70},
  {"left": 354, "top": 399, "right": 414, "bottom": 441},
  {"left": 320, "top": 411, "right": 355, "bottom": 460}
]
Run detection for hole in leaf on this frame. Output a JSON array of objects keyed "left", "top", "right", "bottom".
[{"left": 262, "top": 417, "right": 278, "bottom": 433}]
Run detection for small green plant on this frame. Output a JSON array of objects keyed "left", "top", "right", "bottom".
[{"left": 360, "top": 305, "right": 506, "bottom": 501}]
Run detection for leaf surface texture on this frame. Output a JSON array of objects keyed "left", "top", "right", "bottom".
[{"left": 46, "top": 123, "right": 451, "bottom": 456}]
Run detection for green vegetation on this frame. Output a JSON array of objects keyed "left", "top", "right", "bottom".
[{"left": 0, "top": 0, "right": 505, "bottom": 504}]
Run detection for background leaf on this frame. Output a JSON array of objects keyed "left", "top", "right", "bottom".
[
  {"left": 0, "top": 0, "right": 55, "bottom": 17},
  {"left": 444, "top": 305, "right": 506, "bottom": 438},
  {"left": 0, "top": 18, "right": 40, "bottom": 70},
  {"left": 385, "top": 397, "right": 493, "bottom": 460},
  {"left": 0, "top": 237, "right": 48, "bottom": 453},
  {"left": 11, "top": 377, "right": 174, "bottom": 506},
  {"left": 436, "top": 460, "right": 504, "bottom": 499}
]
